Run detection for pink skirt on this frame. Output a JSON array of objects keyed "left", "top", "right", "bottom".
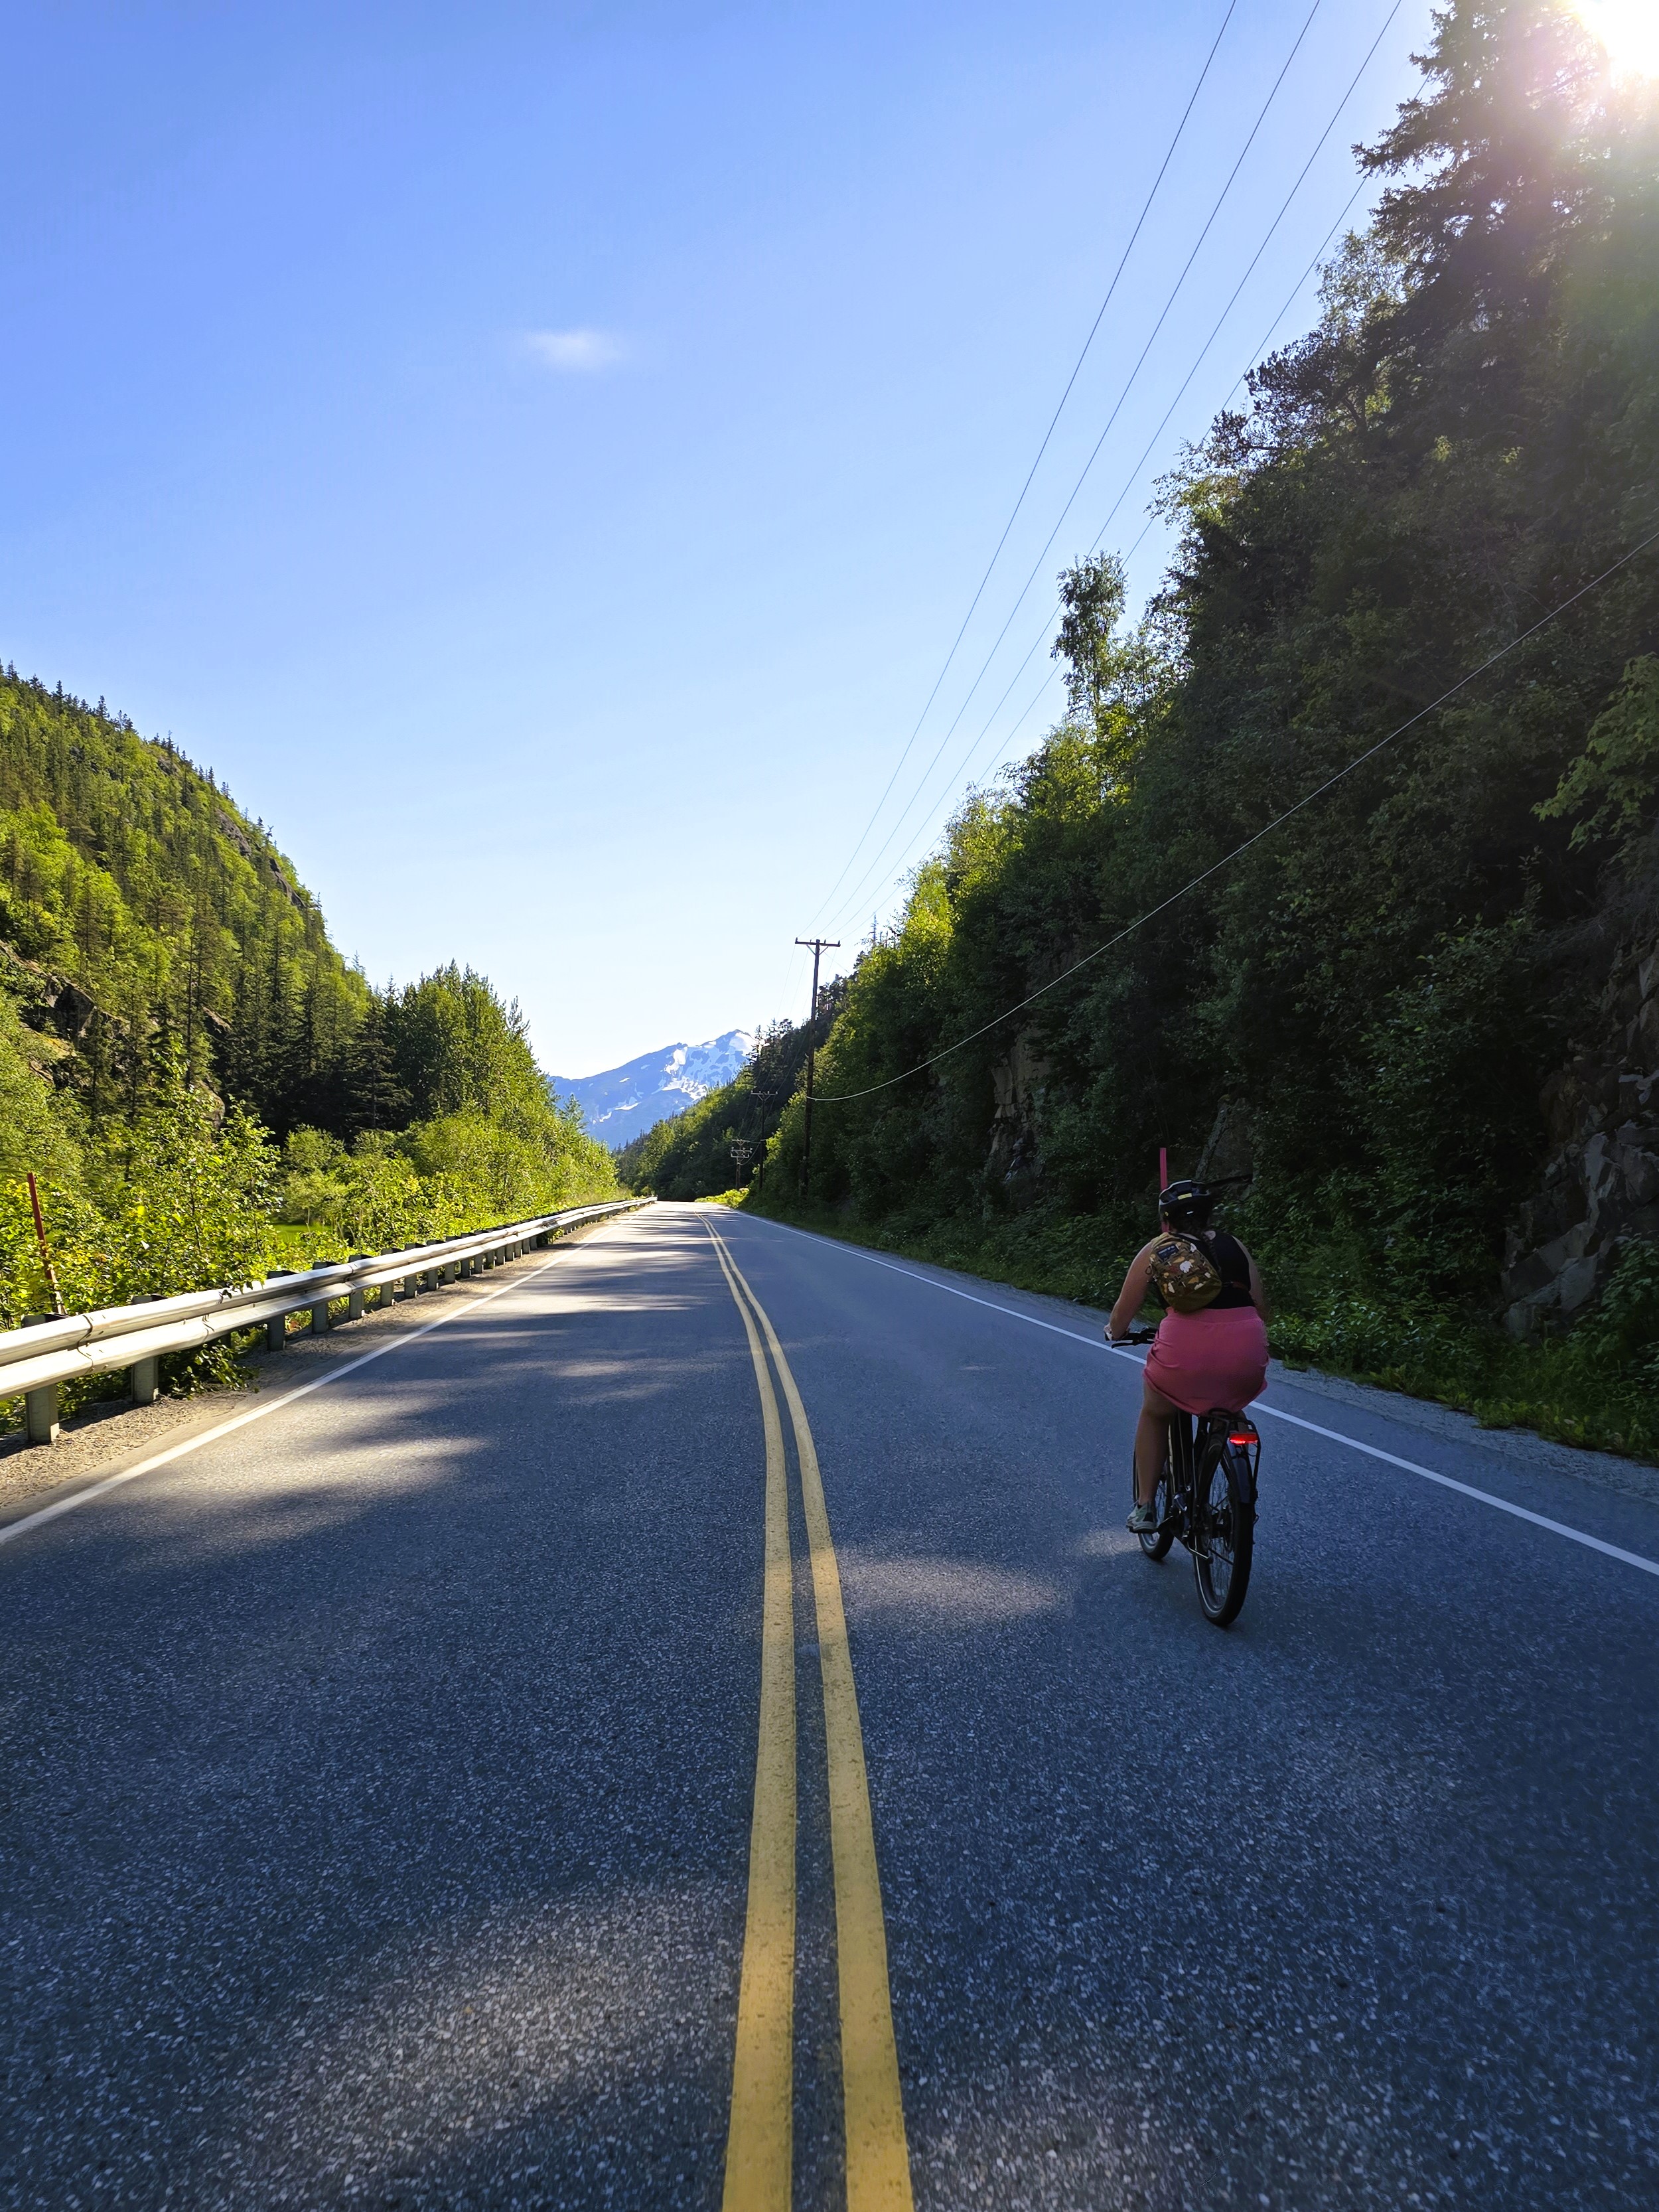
[{"left": 1143, "top": 1306, "right": 1269, "bottom": 1417}]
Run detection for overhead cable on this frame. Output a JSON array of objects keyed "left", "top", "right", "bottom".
[
  {"left": 804, "top": 0, "right": 1244, "bottom": 929},
  {"left": 819, "top": 0, "right": 1332, "bottom": 934},
  {"left": 812, "top": 516, "right": 1659, "bottom": 1102},
  {"left": 826, "top": 17, "right": 1396, "bottom": 926},
  {"left": 963, "top": 175, "right": 1376, "bottom": 797}
]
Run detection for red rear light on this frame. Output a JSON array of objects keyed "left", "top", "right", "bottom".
[{"left": 1228, "top": 1427, "right": 1259, "bottom": 1448}]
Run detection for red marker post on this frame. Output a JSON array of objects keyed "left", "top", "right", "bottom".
[
  {"left": 27, "top": 1171, "right": 65, "bottom": 1317},
  {"left": 1158, "top": 1147, "right": 1169, "bottom": 1194}
]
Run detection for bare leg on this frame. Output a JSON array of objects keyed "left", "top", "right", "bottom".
[{"left": 1135, "top": 1378, "right": 1179, "bottom": 1505}]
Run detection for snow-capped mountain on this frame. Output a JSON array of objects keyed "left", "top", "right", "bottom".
[{"left": 551, "top": 1030, "right": 757, "bottom": 1147}]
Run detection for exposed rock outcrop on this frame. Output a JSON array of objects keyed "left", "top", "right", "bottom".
[
  {"left": 1502, "top": 933, "right": 1659, "bottom": 1337},
  {"left": 1196, "top": 1100, "right": 1255, "bottom": 1190},
  {"left": 986, "top": 1037, "right": 1050, "bottom": 1200}
]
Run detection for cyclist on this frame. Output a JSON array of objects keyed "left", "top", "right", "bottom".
[{"left": 1108, "top": 1180, "right": 1269, "bottom": 1534}]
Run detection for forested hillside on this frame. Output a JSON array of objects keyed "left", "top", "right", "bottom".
[
  {"left": 1, "top": 673, "right": 616, "bottom": 1380},
  {"left": 0, "top": 670, "right": 364, "bottom": 1117},
  {"left": 713, "top": 1, "right": 1659, "bottom": 1451}
]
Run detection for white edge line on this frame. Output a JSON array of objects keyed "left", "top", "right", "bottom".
[
  {"left": 727, "top": 1213, "right": 1659, "bottom": 1582},
  {"left": 0, "top": 1220, "right": 630, "bottom": 1556},
  {"left": 1244, "top": 1403, "right": 1659, "bottom": 1578}
]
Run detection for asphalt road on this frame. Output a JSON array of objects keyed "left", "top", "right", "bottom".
[{"left": 3, "top": 1202, "right": 1655, "bottom": 2211}]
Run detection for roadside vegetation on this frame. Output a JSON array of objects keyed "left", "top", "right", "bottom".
[
  {"left": 1, "top": 674, "right": 615, "bottom": 1422},
  {"left": 613, "top": 1007, "right": 839, "bottom": 1201},
  {"left": 632, "top": 3, "right": 1659, "bottom": 1457}
]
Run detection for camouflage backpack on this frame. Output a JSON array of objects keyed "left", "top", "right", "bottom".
[{"left": 1147, "top": 1232, "right": 1222, "bottom": 1315}]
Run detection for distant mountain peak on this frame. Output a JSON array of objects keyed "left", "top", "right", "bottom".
[{"left": 552, "top": 1029, "right": 755, "bottom": 1146}]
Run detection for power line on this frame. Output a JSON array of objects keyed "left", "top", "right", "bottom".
[
  {"left": 1218, "top": 178, "right": 1371, "bottom": 409},
  {"left": 942, "top": 175, "right": 1376, "bottom": 818},
  {"left": 826, "top": 20, "right": 1397, "bottom": 925},
  {"left": 824, "top": 0, "right": 1388, "bottom": 932},
  {"left": 963, "top": 179, "right": 1376, "bottom": 797},
  {"left": 819, "top": 0, "right": 1332, "bottom": 934},
  {"left": 804, "top": 0, "right": 1243, "bottom": 929},
  {"left": 948, "top": 511, "right": 1165, "bottom": 801},
  {"left": 812, "top": 516, "right": 1659, "bottom": 1103}
]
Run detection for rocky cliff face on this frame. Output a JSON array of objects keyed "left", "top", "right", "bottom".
[
  {"left": 985, "top": 1038, "right": 1050, "bottom": 1201},
  {"left": 1502, "top": 930, "right": 1659, "bottom": 1337}
]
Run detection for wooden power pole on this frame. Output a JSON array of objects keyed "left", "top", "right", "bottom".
[{"left": 794, "top": 936, "right": 839, "bottom": 1198}]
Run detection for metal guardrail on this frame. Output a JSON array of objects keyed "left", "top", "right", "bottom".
[{"left": 0, "top": 1198, "right": 650, "bottom": 1446}]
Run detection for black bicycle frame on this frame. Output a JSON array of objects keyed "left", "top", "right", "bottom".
[{"left": 1163, "top": 1408, "right": 1260, "bottom": 1548}]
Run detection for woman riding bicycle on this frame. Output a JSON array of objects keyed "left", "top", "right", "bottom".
[{"left": 1108, "top": 1180, "right": 1269, "bottom": 1535}]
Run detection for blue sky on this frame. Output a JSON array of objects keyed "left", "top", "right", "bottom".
[{"left": 3, "top": 0, "right": 1435, "bottom": 1074}]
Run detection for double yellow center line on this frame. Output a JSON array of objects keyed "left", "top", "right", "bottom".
[{"left": 705, "top": 1221, "right": 912, "bottom": 2212}]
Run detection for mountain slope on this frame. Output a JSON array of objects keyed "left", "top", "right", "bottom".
[
  {"left": 552, "top": 1030, "right": 755, "bottom": 1146},
  {"left": 0, "top": 668, "right": 364, "bottom": 1114}
]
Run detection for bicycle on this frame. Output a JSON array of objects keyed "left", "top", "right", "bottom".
[{"left": 1116, "top": 1325, "right": 1261, "bottom": 1628}]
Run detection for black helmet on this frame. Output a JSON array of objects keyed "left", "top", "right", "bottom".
[{"left": 1158, "top": 1178, "right": 1214, "bottom": 1230}]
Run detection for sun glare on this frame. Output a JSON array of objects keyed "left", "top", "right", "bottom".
[{"left": 1574, "top": 0, "right": 1659, "bottom": 80}]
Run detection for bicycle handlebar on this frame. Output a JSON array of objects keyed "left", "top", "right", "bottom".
[{"left": 1106, "top": 1325, "right": 1159, "bottom": 1346}]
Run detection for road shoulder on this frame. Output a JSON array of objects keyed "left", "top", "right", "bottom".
[{"left": 731, "top": 1211, "right": 1659, "bottom": 1518}]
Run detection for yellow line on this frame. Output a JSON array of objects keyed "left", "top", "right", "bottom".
[
  {"left": 707, "top": 1224, "right": 797, "bottom": 2212},
  {"left": 711, "top": 1226, "right": 914, "bottom": 2212}
]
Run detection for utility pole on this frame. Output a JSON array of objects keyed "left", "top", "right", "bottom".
[{"left": 794, "top": 937, "right": 840, "bottom": 1199}]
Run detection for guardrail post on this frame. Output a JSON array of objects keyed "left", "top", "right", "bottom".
[
  {"left": 346, "top": 1289, "right": 364, "bottom": 1321},
  {"left": 25, "top": 1382, "right": 60, "bottom": 1446},
  {"left": 265, "top": 1272, "right": 297, "bottom": 1353},
  {"left": 310, "top": 1296, "right": 331, "bottom": 1335},
  {"left": 127, "top": 1293, "right": 162, "bottom": 1403}
]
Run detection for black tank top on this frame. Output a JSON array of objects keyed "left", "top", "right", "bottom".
[{"left": 1198, "top": 1228, "right": 1255, "bottom": 1310}]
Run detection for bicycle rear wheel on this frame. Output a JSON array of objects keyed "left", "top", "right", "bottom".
[
  {"left": 1192, "top": 1442, "right": 1254, "bottom": 1625},
  {"left": 1137, "top": 1440, "right": 1175, "bottom": 1562}
]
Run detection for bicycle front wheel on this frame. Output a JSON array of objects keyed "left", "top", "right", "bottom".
[{"left": 1192, "top": 1443, "right": 1254, "bottom": 1625}]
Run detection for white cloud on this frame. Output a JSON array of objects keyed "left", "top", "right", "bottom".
[{"left": 521, "top": 327, "right": 626, "bottom": 372}]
